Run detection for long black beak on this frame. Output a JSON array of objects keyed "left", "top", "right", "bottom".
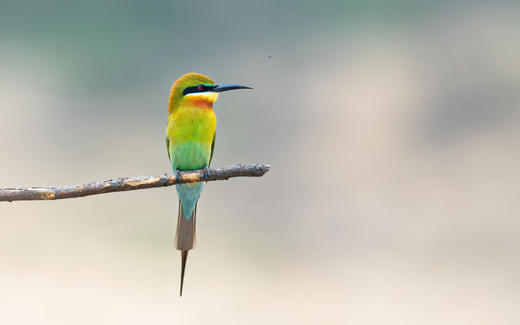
[{"left": 212, "top": 84, "right": 252, "bottom": 92}]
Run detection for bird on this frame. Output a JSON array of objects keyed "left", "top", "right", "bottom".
[{"left": 165, "top": 73, "right": 251, "bottom": 296}]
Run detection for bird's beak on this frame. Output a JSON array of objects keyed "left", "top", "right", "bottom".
[{"left": 212, "top": 84, "right": 252, "bottom": 92}]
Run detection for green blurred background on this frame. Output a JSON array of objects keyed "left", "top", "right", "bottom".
[{"left": 1, "top": 1, "right": 520, "bottom": 324}]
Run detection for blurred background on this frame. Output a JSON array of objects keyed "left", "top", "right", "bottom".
[{"left": 1, "top": 1, "right": 519, "bottom": 324}]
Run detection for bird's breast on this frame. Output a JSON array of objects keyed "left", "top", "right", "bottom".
[{"left": 167, "top": 107, "right": 216, "bottom": 170}]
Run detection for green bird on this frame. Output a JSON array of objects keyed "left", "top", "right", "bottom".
[{"left": 166, "top": 73, "right": 251, "bottom": 296}]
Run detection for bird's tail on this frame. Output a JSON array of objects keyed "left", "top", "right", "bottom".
[{"left": 175, "top": 200, "right": 197, "bottom": 296}]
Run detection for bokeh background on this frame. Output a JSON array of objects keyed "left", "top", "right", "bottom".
[{"left": 1, "top": 1, "right": 520, "bottom": 324}]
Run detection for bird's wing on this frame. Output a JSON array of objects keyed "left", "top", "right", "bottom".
[
  {"left": 166, "top": 136, "right": 171, "bottom": 161},
  {"left": 209, "top": 132, "right": 216, "bottom": 166}
]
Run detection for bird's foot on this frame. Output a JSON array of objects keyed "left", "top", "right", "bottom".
[
  {"left": 201, "top": 167, "right": 212, "bottom": 182},
  {"left": 175, "top": 170, "right": 184, "bottom": 183}
]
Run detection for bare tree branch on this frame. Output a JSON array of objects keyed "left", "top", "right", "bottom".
[{"left": 0, "top": 163, "right": 270, "bottom": 202}]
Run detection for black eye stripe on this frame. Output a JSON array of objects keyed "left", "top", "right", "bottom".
[{"left": 183, "top": 84, "right": 214, "bottom": 95}]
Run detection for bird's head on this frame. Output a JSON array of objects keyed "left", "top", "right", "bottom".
[{"left": 169, "top": 72, "right": 251, "bottom": 114}]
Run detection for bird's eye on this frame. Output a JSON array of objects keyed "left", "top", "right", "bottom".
[{"left": 197, "top": 85, "right": 204, "bottom": 91}]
